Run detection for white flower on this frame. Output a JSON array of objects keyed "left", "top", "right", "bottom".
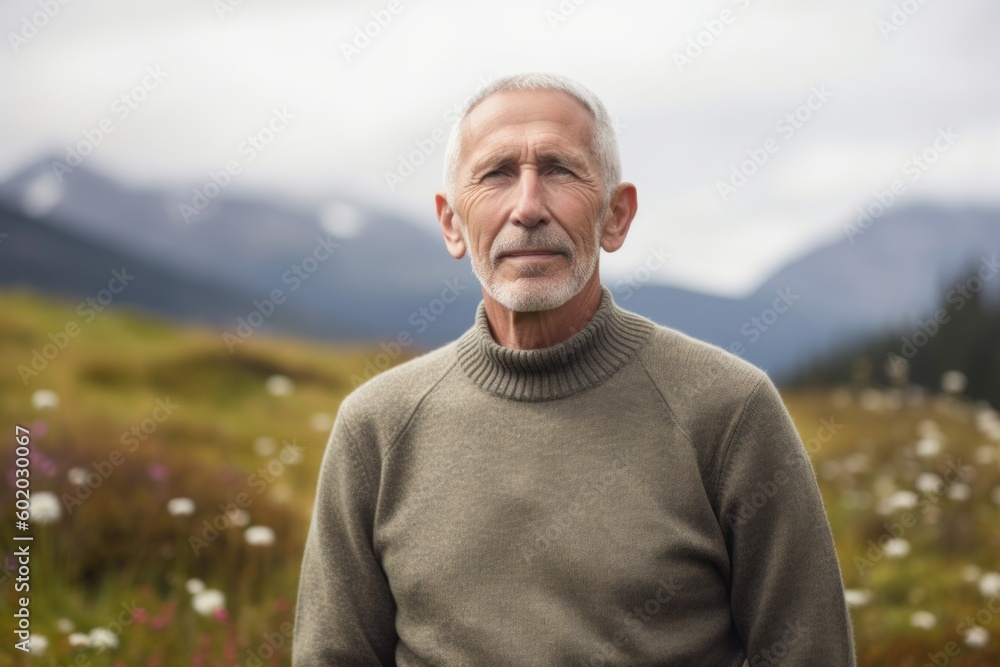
[
  {"left": 56, "top": 618, "right": 74, "bottom": 634},
  {"left": 963, "top": 625, "right": 989, "bottom": 648},
  {"left": 185, "top": 578, "right": 206, "bottom": 595},
  {"left": 310, "top": 412, "right": 334, "bottom": 432},
  {"left": 975, "top": 445, "right": 997, "bottom": 465},
  {"left": 31, "top": 389, "right": 59, "bottom": 410},
  {"left": 228, "top": 509, "right": 251, "bottom": 527},
  {"left": 976, "top": 407, "right": 1000, "bottom": 426},
  {"left": 915, "top": 437, "right": 942, "bottom": 457},
  {"left": 68, "top": 632, "right": 91, "bottom": 647},
  {"left": 979, "top": 572, "right": 1000, "bottom": 598},
  {"left": 883, "top": 538, "right": 911, "bottom": 558},
  {"left": 915, "top": 473, "right": 944, "bottom": 494},
  {"left": 28, "top": 634, "right": 48, "bottom": 654},
  {"left": 883, "top": 390, "right": 903, "bottom": 411},
  {"left": 244, "top": 525, "right": 276, "bottom": 546},
  {"left": 962, "top": 565, "right": 982, "bottom": 582},
  {"left": 820, "top": 460, "right": 841, "bottom": 481},
  {"left": 192, "top": 589, "right": 226, "bottom": 617},
  {"left": 166, "top": 497, "right": 195, "bottom": 516},
  {"left": 948, "top": 483, "right": 971, "bottom": 501},
  {"left": 87, "top": 627, "right": 118, "bottom": 650},
  {"left": 67, "top": 467, "right": 88, "bottom": 486},
  {"left": 941, "top": 371, "right": 967, "bottom": 394},
  {"left": 878, "top": 490, "right": 918, "bottom": 515},
  {"left": 29, "top": 491, "right": 61, "bottom": 524},
  {"left": 844, "top": 589, "right": 872, "bottom": 607},
  {"left": 976, "top": 409, "right": 1000, "bottom": 441},
  {"left": 842, "top": 453, "right": 870, "bottom": 475},
  {"left": 910, "top": 611, "right": 936, "bottom": 629},
  {"left": 992, "top": 486, "right": 1000, "bottom": 506},
  {"left": 265, "top": 375, "right": 294, "bottom": 397},
  {"left": 917, "top": 420, "right": 941, "bottom": 438},
  {"left": 859, "top": 389, "right": 884, "bottom": 411},
  {"left": 253, "top": 436, "right": 277, "bottom": 457}
]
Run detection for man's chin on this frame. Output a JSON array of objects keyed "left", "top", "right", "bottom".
[{"left": 485, "top": 276, "right": 582, "bottom": 313}]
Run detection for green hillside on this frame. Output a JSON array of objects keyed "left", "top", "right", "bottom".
[
  {"left": 0, "top": 288, "right": 400, "bottom": 666},
  {"left": 1, "top": 288, "right": 999, "bottom": 666}
]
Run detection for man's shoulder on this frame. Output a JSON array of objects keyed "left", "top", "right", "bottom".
[
  {"left": 336, "top": 340, "right": 460, "bottom": 444},
  {"left": 631, "top": 318, "right": 780, "bottom": 484},
  {"left": 636, "top": 317, "right": 769, "bottom": 414}
]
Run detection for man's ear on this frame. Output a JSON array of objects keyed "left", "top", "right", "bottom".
[
  {"left": 436, "top": 192, "right": 467, "bottom": 259},
  {"left": 599, "top": 183, "right": 638, "bottom": 253}
]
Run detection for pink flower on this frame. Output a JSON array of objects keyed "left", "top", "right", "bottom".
[
  {"left": 30, "top": 449, "right": 57, "bottom": 477},
  {"left": 148, "top": 463, "right": 169, "bottom": 482},
  {"left": 149, "top": 603, "right": 175, "bottom": 631}
]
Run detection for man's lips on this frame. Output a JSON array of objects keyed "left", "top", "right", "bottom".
[{"left": 498, "top": 250, "right": 563, "bottom": 259}]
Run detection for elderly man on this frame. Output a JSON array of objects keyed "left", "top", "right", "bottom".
[{"left": 294, "top": 73, "right": 856, "bottom": 666}]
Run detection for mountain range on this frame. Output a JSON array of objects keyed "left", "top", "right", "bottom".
[{"left": 1, "top": 156, "right": 997, "bottom": 379}]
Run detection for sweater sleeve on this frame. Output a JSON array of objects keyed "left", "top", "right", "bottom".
[
  {"left": 716, "top": 376, "right": 856, "bottom": 666},
  {"left": 292, "top": 411, "right": 398, "bottom": 666}
]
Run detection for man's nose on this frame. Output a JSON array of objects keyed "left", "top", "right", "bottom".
[{"left": 510, "top": 169, "right": 546, "bottom": 228}]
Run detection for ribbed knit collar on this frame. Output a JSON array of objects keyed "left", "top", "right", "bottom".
[{"left": 455, "top": 285, "right": 655, "bottom": 401}]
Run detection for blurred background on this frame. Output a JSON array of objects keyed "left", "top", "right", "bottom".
[{"left": 1, "top": 0, "right": 999, "bottom": 664}]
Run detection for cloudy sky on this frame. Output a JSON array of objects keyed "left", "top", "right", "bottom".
[{"left": 2, "top": 0, "right": 998, "bottom": 296}]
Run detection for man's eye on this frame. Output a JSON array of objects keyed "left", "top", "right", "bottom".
[
  {"left": 551, "top": 166, "right": 572, "bottom": 175},
  {"left": 483, "top": 170, "right": 504, "bottom": 179}
]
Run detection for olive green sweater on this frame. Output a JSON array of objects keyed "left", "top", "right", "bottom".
[{"left": 293, "top": 286, "right": 855, "bottom": 666}]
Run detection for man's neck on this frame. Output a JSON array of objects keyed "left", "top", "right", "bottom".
[{"left": 482, "top": 274, "right": 603, "bottom": 350}]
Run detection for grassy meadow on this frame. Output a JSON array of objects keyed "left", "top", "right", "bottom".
[{"left": 1, "top": 288, "right": 999, "bottom": 666}]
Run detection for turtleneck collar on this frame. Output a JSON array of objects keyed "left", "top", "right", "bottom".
[{"left": 455, "top": 285, "right": 655, "bottom": 402}]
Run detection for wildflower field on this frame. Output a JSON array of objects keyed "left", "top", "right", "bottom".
[{"left": 1, "top": 288, "right": 999, "bottom": 666}]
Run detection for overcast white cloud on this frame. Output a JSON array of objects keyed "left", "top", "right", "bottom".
[{"left": 2, "top": 0, "right": 997, "bottom": 295}]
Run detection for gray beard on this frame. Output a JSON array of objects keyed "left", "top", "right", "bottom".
[{"left": 460, "top": 215, "right": 604, "bottom": 313}]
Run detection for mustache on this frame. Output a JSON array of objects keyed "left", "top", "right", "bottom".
[{"left": 489, "top": 228, "right": 575, "bottom": 263}]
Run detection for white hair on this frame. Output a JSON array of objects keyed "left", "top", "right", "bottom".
[{"left": 441, "top": 72, "right": 621, "bottom": 206}]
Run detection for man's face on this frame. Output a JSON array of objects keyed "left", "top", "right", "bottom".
[{"left": 446, "top": 89, "right": 610, "bottom": 312}]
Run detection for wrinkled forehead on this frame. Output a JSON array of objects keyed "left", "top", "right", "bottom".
[{"left": 457, "top": 89, "right": 597, "bottom": 167}]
